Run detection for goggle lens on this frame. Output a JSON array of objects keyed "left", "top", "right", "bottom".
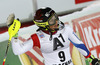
[{"left": 48, "top": 14, "right": 58, "bottom": 26}]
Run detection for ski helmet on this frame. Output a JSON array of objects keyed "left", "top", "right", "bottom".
[{"left": 33, "top": 7, "right": 59, "bottom": 31}]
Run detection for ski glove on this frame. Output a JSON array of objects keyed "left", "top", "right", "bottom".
[
  {"left": 6, "top": 13, "right": 15, "bottom": 27},
  {"left": 87, "top": 55, "right": 99, "bottom": 65},
  {"left": 6, "top": 13, "right": 20, "bottom": 38}
]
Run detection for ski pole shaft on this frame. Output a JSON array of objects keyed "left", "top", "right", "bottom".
[{"left": 2, "top": 40, "right": 11, "bottom": 65}]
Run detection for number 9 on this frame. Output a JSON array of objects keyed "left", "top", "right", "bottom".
[{"left": 58, "top": 51, "right": 65, "bottom": 62}]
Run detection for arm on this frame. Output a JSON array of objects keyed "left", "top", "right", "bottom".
[
  {"left": 68, "top": 26, "right": 99, "bottom": 65},
  {"left": 11, "top": 37, "right": 33, "bottom": 55},
  {"left": 11, "top": 33, "right": 40, "bottom": 55},
  {"left": 68, "top": 27, "right": 90, "bottom": 57},
  {"left": 6, "top": 14, "right": 33, "bottom": 55}
]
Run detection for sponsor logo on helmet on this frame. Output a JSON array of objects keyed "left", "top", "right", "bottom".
[
  {"left": 45, "top": 13, "right": 50, "bottom": 17},
  {"left": 35, "top": 20, "right": 43, "bottom": 22},
  {"left": 37, "top": 24, "right": 45, "bottom": 25},
  {"left": 45, "top": 10, "right": 52, "bottom": 17},
  {"left": 36, "top": 23, "right": 47, "bottom": 26}
]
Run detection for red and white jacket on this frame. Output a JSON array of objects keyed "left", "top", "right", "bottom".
[{"left": 11, "top": 25, "right": 91, "bottom": 65}]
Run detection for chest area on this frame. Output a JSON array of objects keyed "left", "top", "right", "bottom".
[{"left": 39, "top": 31, "right": 70, "bottom": 53}]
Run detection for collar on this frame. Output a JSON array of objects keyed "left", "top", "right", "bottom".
[{"left": 41, "top": 30, "right": 57, "bottom": 35}]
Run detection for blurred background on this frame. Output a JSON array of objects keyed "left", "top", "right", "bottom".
[
  {"left": 0, "top": 0, "right": 96, "bottom": 27},
  {"left": 0, "top": 0, "right": 100, "bottom": 65}
]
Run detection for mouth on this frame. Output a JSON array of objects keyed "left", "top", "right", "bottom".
[
  {"left": 55, "top": 24, "right": 59, "bottom": 27},
  {"left": 54, "top": 25, "right": 58, "bottom": 27}
]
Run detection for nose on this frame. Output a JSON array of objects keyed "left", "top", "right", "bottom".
[{"left": 54, "top": 20, "right": 59, "bottom": 27}]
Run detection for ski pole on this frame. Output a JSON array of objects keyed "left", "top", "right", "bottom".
[{"left": 2, "top": 19, "right": 21, "bottom": 65}]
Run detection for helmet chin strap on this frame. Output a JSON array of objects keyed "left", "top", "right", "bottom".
[
  {"left": 58, "top": 20, "right": 65, "bottom": 30},
  {"left": 47, "top": 27, "right": 57, "bottom": 41},
  {"left": 36, "top": 20, "right": 64, "bottom": 41}
]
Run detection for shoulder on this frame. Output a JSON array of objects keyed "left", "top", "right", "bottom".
[
  {"left": 31, "top": 33, "right": 38, "bottom": 38},
  {"left": 31, "top": 32, "right": 41, "bottom": 42},
  {"left": 64, "top": 24, "right": 71, "bottom": 28},
  {"left": 31, "top": 31, "right": 41, "bottom": 38},
  {"left": 31, "top": 33, "right": 41, "bottom": 48},
  {"left": 64, "top": 24, "right": 73, "bottom": 31}
]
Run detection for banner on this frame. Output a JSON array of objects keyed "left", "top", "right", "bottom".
[
  {"left": 72, "top": 12, "right": 100, "bottom": 58},
  {"left": 75, "top": 0, "right": 93, "bottom": 4}
]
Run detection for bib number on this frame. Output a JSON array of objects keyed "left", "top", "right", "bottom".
[
  {"left": 53, "top": 33, "right": 65, "bottom": 51},
  {"left": 58, "top": 51, "right": 66, "bottom": 62}
]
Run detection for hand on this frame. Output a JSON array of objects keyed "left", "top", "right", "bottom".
[
  {"left": 92, "top": 58, "right": 99, "bottom": 65},
  {"left": 6, "top": 13, "right": 15, "bottom": 27},
  {"left": 87, "top": 55, "right": 99, "bottom": 65},
  {"left": 6, "top": 14, "right": 21, "bottom": 38}
]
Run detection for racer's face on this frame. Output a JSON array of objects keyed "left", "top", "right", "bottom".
[{"left": 49, "top": 20, "right": 59, "bottom": 31}]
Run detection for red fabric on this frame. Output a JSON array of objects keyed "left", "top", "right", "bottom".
[
  {"left": 84, "top": 53, "right": 91, "bottom": 58},
  {"left": 31, "top": 34, "right": 40, "bottom": 48}
]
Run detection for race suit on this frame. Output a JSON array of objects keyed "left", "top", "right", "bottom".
[{"left": 11, "top": 24, "right": 91, "bottom": 65}]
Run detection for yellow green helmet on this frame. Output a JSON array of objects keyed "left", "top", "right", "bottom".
[{"left": 33, "top": 7, "right": 59, "bottom": 31}]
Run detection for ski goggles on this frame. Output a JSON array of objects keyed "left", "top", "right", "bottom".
[
  {"left": 34, "top": 14, "right": 58, "bottom": 27},
  {"left": 48, "top": 14, "right": 58, "bottom": 26}
]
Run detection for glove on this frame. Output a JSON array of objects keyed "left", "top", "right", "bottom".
[
  {"left": 6, "top": 13, "right": 15, "bottom": 27},
  {"left": 87, "top": 55, "right": 99, "bottom": 65},
  {"left": 6, "top": 13, "right": 19, "bottom": 38}
]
